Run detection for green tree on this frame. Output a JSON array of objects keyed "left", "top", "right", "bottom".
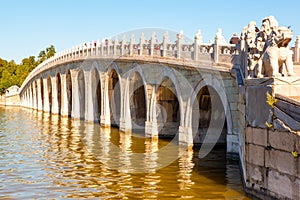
[
  {"left": 46, "top": 45, "right": 56, "bottom": 58},
  {"left": 0, "top": 45, "right": 56, "bottom": 94},
  {"left": 38, "top": 50, "right": 46, "bottom": 64}
]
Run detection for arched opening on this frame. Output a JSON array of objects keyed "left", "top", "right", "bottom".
[
  {"left": 108, "top": 69, "right": 121, "bottom": 127},
  {"left": 191, "top": 85, "right": 231, "bottom": 187},
  {"left": 91, "top": 68, "right": 101, "bottom": 123},
  {"left": 47, "top": 76, "right": 52, "bottom": 113},
  {"left": 129, "top": 72, "right": 146, "bottom": 133},
  {"left": 78, "top": 70, "right": 85, "bottom": 120},
  {"left": 192, "top": 85, "right": 227, "bottom": 148},
  {"left": 40, "top": 78, "right": 44, "bottom": 110},
  {"left": 56, "top": 73, "right": 62, "bottom": 115},
  {"left": 66, "top": 70, "right": 72, "bottom": 117},
  {"left": 156, "top": 77, "right": 180, "bottom": 140}
]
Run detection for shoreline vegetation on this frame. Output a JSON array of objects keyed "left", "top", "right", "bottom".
[{"left": 0, "top": 45, "right": 55, "bottom": 94}]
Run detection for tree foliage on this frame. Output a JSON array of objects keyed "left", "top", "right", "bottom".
[{"left": 0, "top": 45, "right": 55, "bottom": 94}]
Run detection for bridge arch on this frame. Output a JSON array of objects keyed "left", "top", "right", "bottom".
[
  {"left": 127, "top": 67, "right": 147, "bottom": 132},
  {"left": 108, "top": 67, "right": 121, "bottom": 127},
  {"left": 187, "top": 75, "right": 233, "bottom": 147},
  {"left": 155, "top": 70, "right": 182, "bottom": 139},
  {"left": 90, "top": 67, "right": 101, "bottom": 123}
]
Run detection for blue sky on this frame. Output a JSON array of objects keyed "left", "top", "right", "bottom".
[{"left": 0, "top": 0, "right": 299, "bottom": 63}]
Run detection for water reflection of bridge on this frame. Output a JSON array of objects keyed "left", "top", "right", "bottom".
[{"left": 31, "top": 111, "right": 246, "bottom": 199}]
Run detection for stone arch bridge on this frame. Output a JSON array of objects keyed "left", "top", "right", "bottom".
[
  {"left": 18, "top": 30, "right": 244, "bottom": 156},
  {"left": 7, "top": 20, "right": 300, "bottom": 199}
]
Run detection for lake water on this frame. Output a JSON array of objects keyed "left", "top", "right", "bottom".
[{"left": 0, "top": 106, "right": 250, "bottom": 199}]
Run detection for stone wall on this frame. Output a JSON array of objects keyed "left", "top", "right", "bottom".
[
  {"left": 5, "top": 94, "right": 20, "bottom": 106},
  {"left": 245, "top": 127, "right": 300, "bottom": 199},
  {"left": 245, "top": 77, "right": 300, "bottom": 199},
  {"left": 0, "top": 95, "right": 5, "bottom": 106}
]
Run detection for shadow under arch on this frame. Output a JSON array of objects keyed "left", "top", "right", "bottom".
[
  {"left": 39, "top": 78, "right": 44, "bottom": 110},
  {"left": 188, "top": 76, "right": 233, "bottom": 157},
  {"left": 47, "top": 75, "right": 52, "bottom": 113},
  {"left": 128, "top": 70, "right": 147, "bottom": 133},
  {"left": 66, "top": 69, "right": 72, "bottom": 117},
  {"left": 77, "top": 69, "right": 85, "bottom": 120},
  {"left": 91, "top": 67, "right": 101, "bottom": 123},
  {"left": 192, "top": 85, "right": 227, "bottom": 147},
  {"left": 56, "top": 73, "right": 62, "bottom": 115},
  {"left": 108, "top": 68, "right": 121, "bottom": 128},
  {"left": 34, "top": 80, "right": 38, "bottom": 109},
  {"left": 155, "top": 76, "right": 180, "bottom": 141}
]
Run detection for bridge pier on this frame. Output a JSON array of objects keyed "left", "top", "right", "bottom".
[
  {"left": 32, "top": 81, "right": 38, "bottom": 110},
  {"left": 100, "top": 74, "right": 111, "bottom": 127},
  {"left": 72, "top": 70, "right": 81, "bottom": 119},
  {"left": 43, "top": 78, "right": 50, "bottom": 113},
  {"left": 37, "top": 79, "right": 43, "bottom": 111},
  {"left": 119, "top": 76, "right": 132, "bottom": 132},
  {"left": 178, "top": 126, "right": 193, "bottom": 146},
  {"left": 145, "top": 121, "right": 159, "bottom": 137},
  {"left": 50, "top": 75, "right": 60, "bottom": 115},
  {"left": 85, "top": 70, "right": 95, "bottom": 122},
  {"left": 60, "top": 74, "right": 69, "bottom": 117}
]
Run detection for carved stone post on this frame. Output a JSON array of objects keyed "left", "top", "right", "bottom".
[
  {"left": 96, "top": 39, "right": 100, "bottom": 55},
  {"left": 101, "top": 41, "right": 104, "bottom": 56},
  {"left": 295, "top": 36, "right": 300, "bottom": 63},
  {"left": 113, "top": 36, "right": 118, "bottom": 56},
  {"left": 194, "top": 29, "right": 202, "bottom": 61},
  {"left": 129, "top": 34, "right": 134, "bottom": 56},
  {"left": 162, "top": 31, "right": 169, "bottom": 57},
  {"left": 150, "top": 32, "right": 156, "bottom": 57},
  {"left": 121, "top": 35, "right": 126, "bottom": 56},
  {"left": 139, "top": 33, "right": 144, "bottom": 56},
  {"left": 107, "top": 39, "right": 110, "bottom": 55},
  {"left": 240, "top": 27, "right": 248, "bottom": 78},
  {"left": 214, "top": 29, "right": 222, "bottom": 63},
  {"left": 176, "top": 30, "right": 183, "bottom": 58}
]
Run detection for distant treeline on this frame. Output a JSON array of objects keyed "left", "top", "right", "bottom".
[{"left": 0, "top": 45, "right": 55, "bottom": 94}]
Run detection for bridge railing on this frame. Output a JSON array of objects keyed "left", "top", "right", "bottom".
[{"left": 19, "top": 29, "right": 253, "bottom": 92}]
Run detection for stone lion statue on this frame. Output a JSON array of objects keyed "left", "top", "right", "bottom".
[{"left": 244, "top": 16, "right": 294, "bottom": 78}]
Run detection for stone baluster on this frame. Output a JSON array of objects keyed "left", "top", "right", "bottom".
[
  {"left": 176, "top": 30, "right": 183, "bottom": 58},
  {"left": 150, "top": 32, "right": 156, "bottom": 57},
  {"left": 101, "top": 40, "right": 104, "bottom": 56},
  {"left": 194, "top": 29, "right": 202, "bottom": 61},
  {"left": 121, "top": 35, "right": 126, "bottom": 56},
  {"left": 162, "top": 31, "right": 169, "bottom": 57},
  {"left": 295, "top": 36, "right": 300, "bottom": 63},
  {"left": 129, "top": 34, "right": 134, "bottom": 56},
  {"left": 240, "top": 27, "right": 248, "bottom": 78},
  {"left": 107, "top": 39, "right": 110, "bottom": 55},
  {"left": 214, "top": 29, "right": 222, "bottom": 63},
  {"left": 80, "top": 44, "right": 83, "bottom": 58},
  {"left": 96, "top": 39, "right": 100, "bottom": 55},
  {"left": 113, "top": 36, "right": 118, "bottom": 56},
  {"left": 139, "top": 32, "right": 144, "bottom": 56},
  {"left": 74, "top": 46, "right": 77, "bottom": 58}
]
